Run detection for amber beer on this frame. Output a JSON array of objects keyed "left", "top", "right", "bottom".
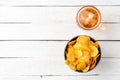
[{"left": 76, "top": 6, "right": 101, "bottom": 30}]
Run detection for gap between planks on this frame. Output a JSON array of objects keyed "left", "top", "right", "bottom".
[
  {"left": 20, "top": 74, "right": 100, "bottom": 77},
  {"left": 0, "top": 22, "right": 31, "bottom": 24},
  {"left": 0, "top": 22, "right": 119, "bottom": 24},
  {"left": 0, "top": 57, "right": 119, "bottom": 59},
  {"left": 0, "top": 40, "right": 119, "bottom": 41},
  {"left": 9, "top": 73, "right": 120, "bottom": 77},
  {"left": 12, "top": 5, "right": 120, "bottom": 7}
]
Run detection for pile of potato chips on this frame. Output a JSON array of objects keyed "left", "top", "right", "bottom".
[{"left": 65, "top": 35, "right": 100, "bottom": 72}]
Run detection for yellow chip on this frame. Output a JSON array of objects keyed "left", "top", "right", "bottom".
[
  {"left": 68, "top": 40, "right": 76, "bottom": 46},
  {"left": 82, "top": 51, "right": 91, "bottom": 60},
  {"left": 73, "top": 42, "right": 82, "bottom": 49},
  {"left": 74, "top": 43, "right": 90, "bottom": 52},
  {"left": 67, "top": 45, "right": 74, "bottom": 53},
  {"left": 90, "top": 54, "right": 100, "bottom": 69},
  {"left": 93, "top": 54, "right": 100, "bottom": 60},
  {"left": 75, "top": 49, "right": 83, "bottom": 58},
  {"left": 82, "top": 64, "right": 90, "bottom": 72},
  {"left": 65, "top": 60, "right": 69, "bottom": 65},
  {"left": 94, "top": 41, "right": 99, "bottom": 48},
  {"left": 78, "top": 58, "right": 85, "bottom": 63},
  {"left": 72, "top": 59, "right": 81, "bottom": 66},
  {"left": 81, "top": 45, "right": 90, "bottom": 52},
  {"left": 90, "top": 60, "right": 97, "bottom": 69},
  {"left": 85, "top": 59, "right": 91, "bottom": 65},
  {"left": 69, "top": 64, "right": 76, "bottom": 70},
  {"left": 90, "top": 45, "right": 98, "bottom": 57},
  {"left": 90, "top": 41, "right": 99, "bottom": 48},
  {"left": 67, "top": 52, "right": 75, "bottom": 62},
  {"left": 77, "top": 35, "right": 90, "bottom": 44},
  {"left": 77, "top": 62, "right": 86, "bottom": 71}
]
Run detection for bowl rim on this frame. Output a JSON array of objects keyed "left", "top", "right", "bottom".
[
  {"left": 64, "top": 35, "right": 101, "bottom": 73},
  {"left": 76, "top": 5, "right": 102, "bottom": 30}
]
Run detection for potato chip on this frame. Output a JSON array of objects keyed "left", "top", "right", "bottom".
[
  {"left": 94, "top": 41, "right": 99, "bottom": 48},
  {"left": 89, "top": 45, "right": 98, "bottom": 57},
  {"left": 82, "top": 64, "right": 90, "bottom": 72},
  {"left": 81, "top": 45, "right": 90, "bottom": 52},
  {"left": 69, "top": 64, "right": 76, "bottom": 70},
  {"left": 90, "top": 60, "right": 97, "bottom": 69},
  {"left": 90, "top": 54, "right": 100, "bottom": 69},
  {"left": 72, "top": 60, "right": 80, "bottom": 65},
  {"left": 67, "top": 52, "right": 75, "bottom": 62},
  {"left": 73, "top": 43, "right": 82, "bottom": 49},
  {"left": 93, "top": 54, "right": 100, "bottom": 60},
  {"left": 65, "top": 60, "right": 69, "bottom": 65},
  {"left": 90, "top": 59, "right": 97, "bottom": 69},
  {"left": 77, "top": 62, "right": 86, "bottom": 71},
  {"left": 74, "top": 43, "right": 90, "bottom": 52},
  {"left": 65, "top": 35, "right": 100, "bottom": 72},
  {"left": 67, "top": 45, "right": 74, "bottom": 53},
  {"left": 77, "top": 35, "right": 90, "bottom": 43},
  {"left": 82, "top": 51, "right": 91, "bottom": 59},
  {"left": 90, "top": 41, "right": 99, "bottom": 48},
  {"left": 68, "top": 40, "right": 76, "bottom": 46},
  {"left": 75, "top": 49, "right": 83, "bottom": 58}
]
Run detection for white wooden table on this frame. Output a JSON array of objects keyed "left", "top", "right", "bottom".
[{"left": 0, "top": 0, "right": 120, "bottom": 80}]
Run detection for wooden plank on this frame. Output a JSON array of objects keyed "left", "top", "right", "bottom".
[
  {"left": 0, "top": 57, "right": 119, "bottom": 75},
  {"left": 0, "top": 7, "right": 119, "bottom": 40},
  {"left": 0, "top": 75, "right": 120, "bottom": 80},
  {"left": 0, "top": 41, "right": 119, "bottom": 75},
  {"left": 0, "top": 76, "right": 41, "bottom": 80},
  {"left": 40, "top": 75, "right": 120, "bottom": 80},
  {"left": 0, "top": 7, "right": 119, "bottom": 22},
  {"left": 1, "top": 0, "right": 120, "bottom": 6},
  {"left": 0, "top": 23, "right": 120, "bottom": 40},
  {"left": 0, "top": 41, "right": 119, "bottom": 57}
]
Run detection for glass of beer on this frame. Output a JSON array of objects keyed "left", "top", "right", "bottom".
[{"left": 76, "top": 6, "right": 101, "bottom": 30}]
